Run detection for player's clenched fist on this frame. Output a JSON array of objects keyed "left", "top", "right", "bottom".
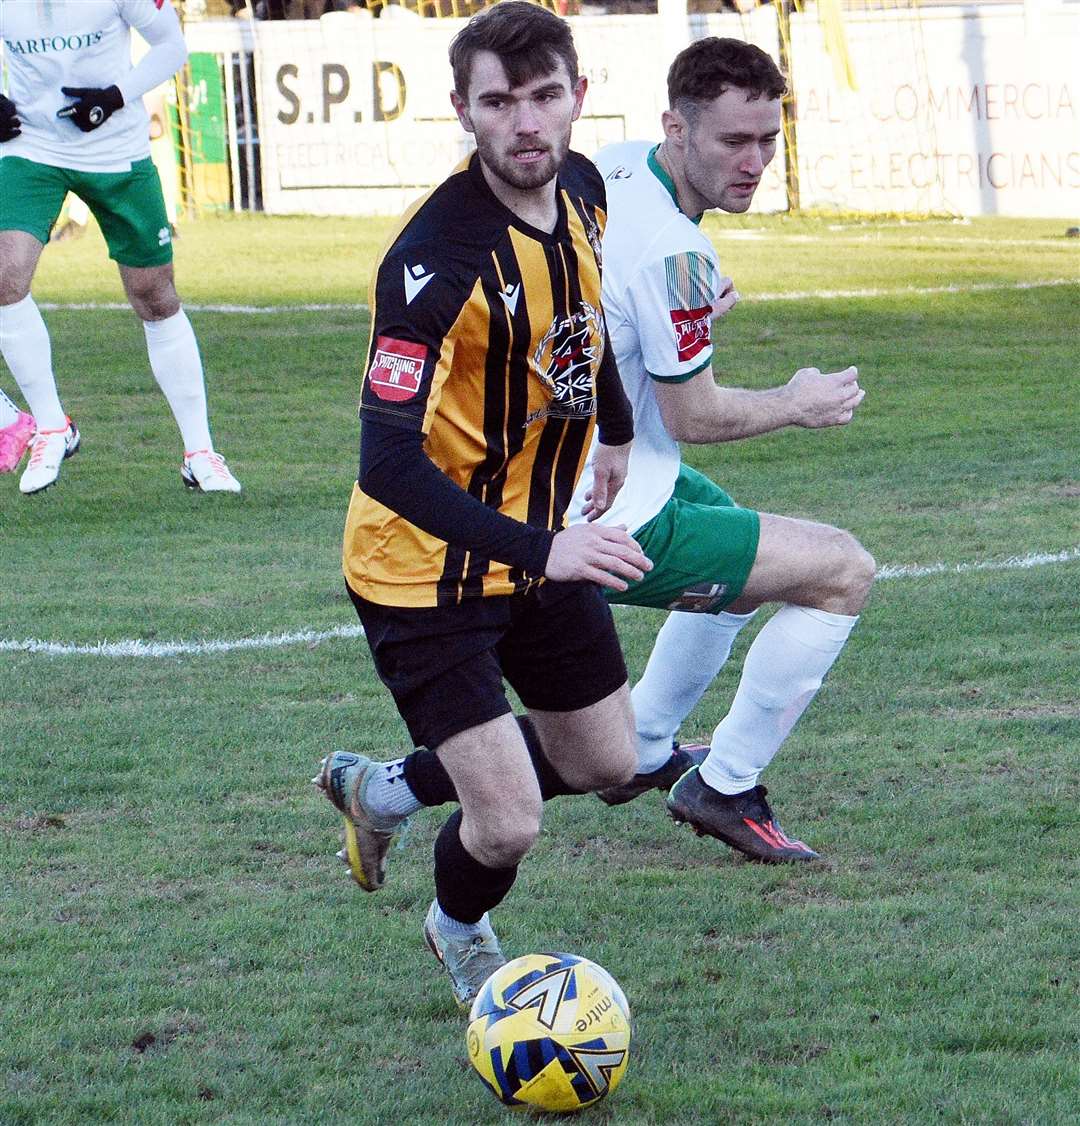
[
  {"left": 786, "top": 365, "right": 865, "bottom": 428},
  {"left": 545, "top": 523, "right": 653, "bottom": 592},
  {"left": 710, "top": 276, "right": 739, "bottom": 321}
]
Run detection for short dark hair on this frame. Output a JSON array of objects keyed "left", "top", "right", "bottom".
[
  {"left": 667, "top": 37, "right": 786, "bottom": 120},
  {"left": 449, "top": 1, "right": 579, "bottom": 99}
]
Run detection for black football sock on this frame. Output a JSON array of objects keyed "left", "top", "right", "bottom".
[{"left": 433, "top": 810, "right": 517, "bottom": 923}]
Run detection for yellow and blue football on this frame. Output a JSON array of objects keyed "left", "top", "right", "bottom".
[{"left": 466, "top": 952, "right": 631, "bottom": 1113}]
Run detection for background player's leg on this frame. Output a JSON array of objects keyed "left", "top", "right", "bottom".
[
  {"left": 670, "top": 513, "right": 875, "bottom": 861},
  {"left": 120, "top": 263, "right": 208, "bottom": 450},
  {"left": 120, "top": 263, "right": 240, "bottom": 492},
  {"left": 0, "top": 230, "right": 65, "bottom": 430},
  {"left": 630, "top": 608, "right": 757, "bottom": 772}
]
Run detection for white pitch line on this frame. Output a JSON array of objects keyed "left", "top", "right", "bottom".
[
  {"left": 714, "top": 232, "right": 1079, "bottom": 249},
  {"left": 36, "top": 277, "right": 1078, "bottom": 317},
  {"left": 874, "top": 545, "right": 1080, "bottom": 580},
  {"left": 2, "top": 548, "right": 1076, "bottom": 659},
  {"left": 0, "top": 624, "right": 365, "bottom": 659},
  {"left": 37, "top": 301, "right": 367, "bottom": 314},
  {"left": 746, "top": 278, "right": 1078, "bottom": 303}
]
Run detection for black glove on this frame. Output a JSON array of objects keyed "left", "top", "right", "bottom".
[
  {"left": 0, "top": 94, "right": 20, "bottom": 143},
  {"left": 56, "top": 85, "right": 124, "bottom": 132}
]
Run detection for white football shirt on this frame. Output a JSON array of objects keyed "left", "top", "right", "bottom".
[
  {"left": 567, "top": 140, "right": 724, "bottom": 533},
  {"left": 0, "top": 0, "right": 185, "bottom": 172}
]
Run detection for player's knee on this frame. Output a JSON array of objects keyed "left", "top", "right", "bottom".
[
  {"left": 833, "top": 530, "right": 876, "bottom": 612},
  {"left": 0, "top": 275, "right": 31, "bottom": 306},
  {"left": 471, "top": 806, "right": 541, "bottom": 869},
  {"left": 127, "top": 274, "right": 181, "bottom": 321},
  {"left": 581, "top": 735, "right": 637, "bottom": 791},
  {"left": 135, "top": 294, "right": 181, "bottom": 322},
  {"left": 468, "top": 792, "right": 545, "bottom": 869}
]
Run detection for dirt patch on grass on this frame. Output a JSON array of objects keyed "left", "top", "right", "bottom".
[
  {"left": 765, "top": 886, "right": 852, "bottom": 909},
  {"left": 935, "top": 703, "right": 1080, "bottom": 720},
  {"left": 130, "top": 1014, "right": 204, "bottom": 1056},
  {"left": 1043, "top": 481, "right": 1080, "bottom": 497},
  {"left": 11, "top": 814, "right": 68, "bottom": 832}
]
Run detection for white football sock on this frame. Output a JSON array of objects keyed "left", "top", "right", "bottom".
[
  {"left": 143, "top": 310, "right": 213, "bottom": 452},
  {"left": 363, "top": 757, "right": 423, "bottom": 820},
  {"left": 0, "top": 387, "right": 23, "bottom": 427},
  {"left": 0, "top": 295, "right": 66, "bottom": 429},
  {"left": 631, "top": 608, "right": 757, "bottom": 773},
  {"left": 700, "top": 604, "right": 858, "bottom": 795}
]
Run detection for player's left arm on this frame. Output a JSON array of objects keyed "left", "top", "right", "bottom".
[
  {"left": 655, "top": 363, "right": 864, "bottom": 443},
  {"left": 116, "top": 0, "right": 188, "bottom": 107},
  {"left": 637, "top": 249, "right": 862, "bottom": 443},
  {"left": 58, "top": 1, "right": 186, "bottom": 131},
  {"left": 582, "top": 322, "right": 634, "bottom": 521}
]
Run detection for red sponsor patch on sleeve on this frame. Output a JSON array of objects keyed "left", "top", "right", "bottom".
[
  {"left": 367, "top": 336, "right": 428, "bottom": 402},
  {"left": 155, "top": 0, "right": 166, "bottom": 9},
  {"left": 669, "top": 306, "right": 712, "bottom": 363}
]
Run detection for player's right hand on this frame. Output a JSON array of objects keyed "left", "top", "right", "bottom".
[
  {"left": 787, "top": 365, "right": 865, "bottom": 428},
  {"left": 711, "top": 276, "right": 739, "bottom": 321},
  {"left": 545, "top": 523, "right": 652, "bottom": 593},
  {"left": 0, "top": 95, "right": 21, "bottom": 143},
  {"left": 57, "top": 85, "right": 124, "bottom": 133}
]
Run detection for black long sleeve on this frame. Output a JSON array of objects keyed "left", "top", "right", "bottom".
[
  {"left": 594, "top": 335, "right": 634, "bottom": 446},
  {"left": 358, "top": 419, "right": 556, "bottom": 578}
]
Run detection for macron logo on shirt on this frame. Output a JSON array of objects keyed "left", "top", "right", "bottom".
[
  {"left": 403, "top": 263, "right": 434, "bottom": 304},
  {"left": 498, "top": 283, "right": 521, "bottom": 317}
]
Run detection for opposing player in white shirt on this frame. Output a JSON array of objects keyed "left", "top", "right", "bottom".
[
  {"left": 568, "top": 37, "right": 874, "bottom": 861},
  {"left": 0, "top": 0, "right": 240, "bottom": 494}
]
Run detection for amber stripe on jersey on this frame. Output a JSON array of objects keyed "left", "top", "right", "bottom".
[{"left": 343, "top": 153, "right": 610, "bottom": 609}]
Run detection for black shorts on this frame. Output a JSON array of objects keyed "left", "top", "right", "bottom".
[{"left": 347, "top": 580, "right": 628, "bottom": 751}]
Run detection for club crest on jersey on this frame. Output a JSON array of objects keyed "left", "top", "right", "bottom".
[
  {"left": 368, "top": 336, "right": 427, "bottom": 402},
  {"left": 584, "top": 215, "right": 603, "bottom": 266},
  {"left": 527, "top": 301, "right": 604, "bottom": 425},
  {"left": 670, "top": 306, "right": 711, "bottom": 363}
]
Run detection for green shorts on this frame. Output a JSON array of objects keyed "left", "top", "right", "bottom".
[
  {"left": 606, "top": 464, "right": 760, "bottom": 613},
  {"left": 0, "top": 155, "right": 172, "bottom": 267}
]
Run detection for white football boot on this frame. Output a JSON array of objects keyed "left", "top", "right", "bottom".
[
  {"left": 19, "top": 419, "right": 80, "bottom": 495},
  {"left": 181, "top": 448, "right": 241, "bottom": 493}
]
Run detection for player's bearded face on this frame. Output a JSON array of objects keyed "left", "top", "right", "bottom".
[
  {"left": 455, "top": 52, "right": 585, "bottom": 192},
  {"left": 681, "top": 88, "right": 781, "bottom": 215}
]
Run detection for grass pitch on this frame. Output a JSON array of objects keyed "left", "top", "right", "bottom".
[{"left": 1, "top": 213, "right": 1078, "bottom": 1124}]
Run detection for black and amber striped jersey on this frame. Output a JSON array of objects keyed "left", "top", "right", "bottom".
[{"left": 343, "top": 150, "right": 620, "bottom": 609}]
